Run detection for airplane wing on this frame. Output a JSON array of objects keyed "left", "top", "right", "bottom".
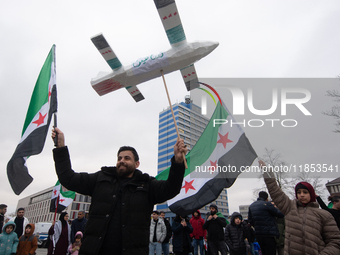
[
  {"left": 154, "top": 0, "right": 187, "bottom": 47},
  {"left": 91, "top": 34, "right": 145, "bottom": 102},
  {"left": 154, "top": 1, "right": 200, "bottom": 91},
  {"left": 180, "top": 64, "right": 199, "bottom": 91}
]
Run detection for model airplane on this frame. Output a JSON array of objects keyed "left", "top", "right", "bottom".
[{"left": 91, "top": 0, "right": 219, "bottom": 102}]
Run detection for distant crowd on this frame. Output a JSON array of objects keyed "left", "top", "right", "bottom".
[
  {"left": 0, "top": 206, "right": 87, "bottom": 255},
  {"left": 2, "top": 153, "right": 340, "bottom": 255},
  {"left": 1, "top": 181, "right": 340, "bottom": 255}
]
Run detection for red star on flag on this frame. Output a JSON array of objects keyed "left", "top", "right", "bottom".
[
  {"left": 217, "top": 132, "right": 233, "bottom": 149},
  {"left": 209, "top": 160, "right": 217, "bottom": 174},
  {"left": 182, "top": 180, "right": 196, "bottom": 193},
  {"left": 33, "top": 112, "right": 47, "bottom": 127},
  {"left": 59, "top": 198, "right": 65, "bottom": 203},
  {"left": 163, "top": 16, "right": 167, "bottom": 20},
  {"left": 53, "top": 189, "right": 57, "bottom": 196}
]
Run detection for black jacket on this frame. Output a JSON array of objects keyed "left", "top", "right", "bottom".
[
  {"left": 71, "top": 217, "right": 87, "bottom": 243},
  {"left": 0, "top": 214, "right": 4, "bottom": 234},
  {"left": 172, "top": 216, "right": 193, "bottom": 253},
  {"left": 224, "top": 212, "right": 250, "bottom": 255},
  {"left": 53, "top": 146, "right": 185, "bottom": 255},
  {"left": 248, "top": 197, "right": 284, "bottom": 237},
  {"left": 163, "top": 218, "right": 172, "bottom": 243},
  {"left": 203, "top": 212, "right": 227, "bottom": 241},
  {"left": 317, "top": 196, "right": 340, "bottom": 230}
]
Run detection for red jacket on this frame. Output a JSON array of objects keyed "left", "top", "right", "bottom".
[{"left": 190, "top": 210, "right": 206, "bottom": 239}]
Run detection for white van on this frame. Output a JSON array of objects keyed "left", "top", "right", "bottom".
[{"left": 34, "top": 222, "right": 52, "bottom": 248}]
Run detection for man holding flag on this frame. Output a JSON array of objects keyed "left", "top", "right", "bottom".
[{"left": 51, "top": 127, "right": 187, "bottom": 255}]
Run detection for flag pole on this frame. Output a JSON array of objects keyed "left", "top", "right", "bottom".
[
  {"left": 53, "top": 194, "right": 59, "bottom": 223},
  {"left": 160, "top": 70, "right": 188, "bottom": 169},
  {"left": 53, "top": 113, "right": 58, "bottom": 147}
]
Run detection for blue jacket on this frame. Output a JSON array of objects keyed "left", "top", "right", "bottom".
[
  {"left": 0, "top": 221, "right": 19, "bottom": 255},
  {"left": 248, "top": 198, "right": 284, "bottom": 237}
]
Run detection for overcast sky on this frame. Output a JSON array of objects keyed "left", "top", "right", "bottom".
[{"left": 1, "top": 0, "right": 340, "bottom": 215}]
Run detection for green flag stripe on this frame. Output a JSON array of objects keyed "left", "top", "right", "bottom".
[
  {"left": 156, "top": 102, "right": 229, "bottom": 180},
  {"left": 22, "top": 46, "right": 54, "bottom": 135},
  {"left": 188, "top": 102, "right": 229, "bottom": 170},
  {"left": 60, "top": 188, "right": 76, "bottom": 199}
]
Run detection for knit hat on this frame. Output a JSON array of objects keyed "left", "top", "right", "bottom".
[
  {"left": 75, "top": 231, "right": 83, "bottom": 238},
  {"left": 209, "top": 204, "right": 218, "bottom": 211},
  {"left": 259, "top": 191, "right": 268, "bottom": 200},
  {"left": 295, "top": 182, "right": 316, "bottom": 203}
]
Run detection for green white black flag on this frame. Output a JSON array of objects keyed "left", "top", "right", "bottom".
[
  {"left": 7, "top": 45, "right": 57, "bottom": 195},
  {"left": 156, "top": 100, "right": 257, "bottom": 216},
  {"left": 50, "top": 180, "right": 76, "bottom": 213}
]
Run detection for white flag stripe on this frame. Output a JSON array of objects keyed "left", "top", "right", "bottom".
[
  {"left": 167, "top": 112, "right": 244, "bottom": 206},
  {"left": 19, "top": 102, "right": 49, "bottom": 144},
  {"left": 19, "top": 62, "right": 56, "bottom": 144}
]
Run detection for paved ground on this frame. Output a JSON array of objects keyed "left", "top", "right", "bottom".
[
  {"left": 36, "top": 248, "right": 47, "bottom": 255},
  {"left": 35, "top": 246, "right": 175, "bottom": 255}
]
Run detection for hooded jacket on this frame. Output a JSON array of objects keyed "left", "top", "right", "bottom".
[
  {"left": 224, "top": 212, "right": 249, "bottom": 255},
  {"left": 0, "top": 221, "right": 19, "bottom": 255},
  {"left": 190, "top": 210, "right": 206, "bottom": 239},
  {"left": 16, "top": 223, "right": 38, "bottom": 255},
  {"left": 264, "top": 173, "right": 340, "bottom": 255},
  {"left": 53, "top": 146, "right": 185, "bottom": 255}
]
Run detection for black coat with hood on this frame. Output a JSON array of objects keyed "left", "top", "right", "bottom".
[
  {"left": 53, "top": 146, "right": 185, "bottom": 255},
  {"left": 224, "top": 212, "right": 250, "bottom": 255}
]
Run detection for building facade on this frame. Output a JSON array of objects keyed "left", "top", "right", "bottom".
[
  {"left": 326, "top": 177, "right": 340, "bottom": 197},
  {"left": 157, "top": 99, "right": 229, "bottom": 219},
  {"left": 16, "top": 186, "right": 91, "bottom": 223},
  {"left": 239, "top": 205, "right": 250, "bottom": 220}
]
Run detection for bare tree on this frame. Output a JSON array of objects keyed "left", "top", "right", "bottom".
[
  {"left": 253, "top": 148, "right": 325, "bottom": 201},
  {"left": 286, "top": 170, "right": 325, "bottom": 199},
  {"left": 323, "top": 80, "right": 340, "bottom": 133}
]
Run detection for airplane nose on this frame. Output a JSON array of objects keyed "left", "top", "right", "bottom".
[{"left": 199, "top": 41, "right": 219, "bottom": 55}]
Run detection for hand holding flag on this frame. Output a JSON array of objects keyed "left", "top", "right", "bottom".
[
  {"left": 52, "top": 127, "right": 65, "bottom": 148},
  {"left": 174, "top": 138, "right": 188, "bottom": 164}
]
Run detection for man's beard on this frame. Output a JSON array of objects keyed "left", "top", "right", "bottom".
[{"left": 117, "top": 163, "right": 135, "bottom": 178}]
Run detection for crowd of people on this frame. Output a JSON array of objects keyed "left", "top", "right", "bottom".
[
  {"left": 1, "top": 127, "right": 340, "bottom": 255},
  {"left": 0, "top": 207, "right": 87, "bottom": 255},
  {"left": 1, "top": 179, "right": 340, "bottom": 255}
]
